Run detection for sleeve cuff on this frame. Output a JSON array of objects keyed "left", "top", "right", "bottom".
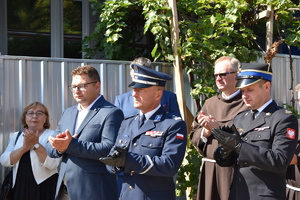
[{"left": 200, "top": 129, "right": 208, "bottom": 143}]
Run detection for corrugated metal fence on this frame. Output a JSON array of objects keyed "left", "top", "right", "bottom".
[
  {"left": 0, "top": 54, "right": 299, "bottom": 180},
  {"left": 256, "top": 54, "right": 300, "bottom": 107}
]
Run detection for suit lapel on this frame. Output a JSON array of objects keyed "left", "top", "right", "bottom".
[
  {"left": 132, "top": 107, "right": 165, "bottom": 138},
  {"left": 241, "top": 101, "right": 277, "bottom": 135},
  {"left": 244, "top": 113, "right": 266, "bottom": 134},
  {"left": 131, "top": 115, "right": 140, "bottom": 134},
  {"left": 68, "top": 107, "right": 79, "bottom": 135},
  {"left": 75, "top": 96, "right": 105, "bottom": 136},
  {"left": 138, "top": 120, "right": 156, "bottom": 135}
]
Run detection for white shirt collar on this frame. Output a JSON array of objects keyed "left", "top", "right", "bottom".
[
  {"left": 77, "top": 94, "right": 102, "bottom": 111},
  {"left": 140, "top": 104, "right": 161, "bottom": 120},
  {"left": 256, "top": 99, "right": 273, "bottom": 113},
  {"left": 222, "top": 89, "right": 240, "bottom": 100}
]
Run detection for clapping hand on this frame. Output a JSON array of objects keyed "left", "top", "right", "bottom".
[
  {"left": 48, "top": 129, "right": 73, "bottom": 153},
  {"left": 99, "top": 146, "right": 128, "bottom": 167},
  {"left": 197, "top": 111, "right": 219, "bottom": 138},
  {"left": 23, "top": 129, "right": 39, "bottom": 150}
]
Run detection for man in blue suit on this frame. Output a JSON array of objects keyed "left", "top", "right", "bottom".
[
  {"left": 114, "top": 57, "right": 181, "bottom": 118},
  {"left": 46, "top": 65, "right": 124, "bottom": 200},
  {"left": 100, "top": 64, "right": 187, "bottom": 200}
]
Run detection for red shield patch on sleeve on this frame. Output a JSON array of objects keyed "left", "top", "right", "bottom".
[{"left": 286, "top": 128, "right": 296, "bottom": 139}]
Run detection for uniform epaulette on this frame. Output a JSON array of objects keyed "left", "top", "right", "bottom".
[
  {"left": 172, "top": 115, "right": 182, "bottom": 120},
  {"left": 278, "top": 107, "right": 293, "bottom": 115},
  {"left": 275, "top": 107, "right": 294, "bottom": 117},
  {"left": 284, "top": 109, "right": 293, "bottom": 114},
  {"left": 164, "top": 112, "right": 181, "bottom": 120}
]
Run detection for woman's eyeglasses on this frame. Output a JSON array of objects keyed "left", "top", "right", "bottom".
[{"left": 26, "top": 111, "right": 45, "bottom": 117}]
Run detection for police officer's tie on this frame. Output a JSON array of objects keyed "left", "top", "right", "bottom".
[
  {"left": 251, "top": 109, "right": 258, "bottom": 120},
  {"left": 139, "top": 114, "right": 146, "bottom": 129}
]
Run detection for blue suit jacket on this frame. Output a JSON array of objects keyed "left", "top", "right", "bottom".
[
  {"left": 46, "top": 96, "right": 124, "bottom": 200},
  {"left": 114, "top": 90, "right": 181, "bottom": 118}
]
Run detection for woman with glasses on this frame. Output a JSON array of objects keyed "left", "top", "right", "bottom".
[{"left": 0, "top": 102, "right": 61, "bottom": 200}]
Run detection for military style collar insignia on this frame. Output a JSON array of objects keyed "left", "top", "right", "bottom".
[
  {"left": 154, "top": 114, "right": 163, "bottom": 122},
  {"left": 236, "top": 128, "right": 245, "bottom": 134},
  {"left": 237, "top": 128, "right": 244, "bottom": 133},
  {"left": 145, "top": 131, "right": 163, "bottom": 137}
]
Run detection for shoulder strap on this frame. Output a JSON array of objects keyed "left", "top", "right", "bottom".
[{"left": 15, "top": 131, "right": 22, "bottom": 145}]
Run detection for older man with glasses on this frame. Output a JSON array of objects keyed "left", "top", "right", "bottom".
[{"left": 190, "top": 56, "right": 247, "bottom": 200}]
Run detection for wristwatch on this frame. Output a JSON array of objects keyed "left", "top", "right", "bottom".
[{"left": 33, "top": 143, "right": 40, "bottom": 150}]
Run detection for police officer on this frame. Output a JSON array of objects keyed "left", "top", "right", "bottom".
[
  {"left": 114, "top": 57, "right": 181, "bottom": 118},
  {"left": 100, "top": 64, "right": 187, "bottom": 200},
  {"left": 212, "top": 63, "right": 298, "bottom": 200},
  {"left": 114, "top": 57, "right": 182, "bottom": 196}
]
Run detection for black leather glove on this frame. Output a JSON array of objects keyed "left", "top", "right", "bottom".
[
  {"left": 214, "top": 146, "right": 233, "bottom": 161},
  {"left": 99, "top": 146, "right": 128, "bottom": 167},
  {"left": 217, "top": 146, "right": 233, "bottom": 159},
  {"left": 212, "top": 124, "right": 242, "bottom": 153}
]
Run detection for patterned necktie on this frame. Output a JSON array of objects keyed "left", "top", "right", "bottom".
[{"left": 139, "top": 114, "right": 146, "bottom": 128}]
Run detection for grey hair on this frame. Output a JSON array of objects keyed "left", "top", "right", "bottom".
[
  {"left": 214, "top": 56, "right": 240, "bottom": 71},
  {"left": 131, "top": 57, "right": 152, "bottom": 69}
]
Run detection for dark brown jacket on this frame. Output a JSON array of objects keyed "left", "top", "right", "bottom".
[{"left": 190, "top": 91, "right": 246, "bottom": 200}]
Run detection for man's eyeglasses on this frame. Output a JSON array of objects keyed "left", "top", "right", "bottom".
[
  {"left": 68, "top": 81, "right": 97, "bottom": 92},
  {"left": 26, "top": 111, "right": 45, "bottom": 117},
  {"left": 213, "top": 71, "right": 237, "bottom": 79}
]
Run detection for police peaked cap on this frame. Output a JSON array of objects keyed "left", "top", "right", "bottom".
[
  {"left": 128, "top": 64, "right": 172, "bottom": 88},
  {"left": 236, "top": 63, "right": 272, "bottom": 88}
]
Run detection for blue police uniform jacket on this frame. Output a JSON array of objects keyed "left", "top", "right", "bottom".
[
  {"left": 109, "top": 106, "right": 187, "bottom": 200},
  {"left": 114, "top": 90, "right": 181, "bottom": 118},
  {"left": 215, "top": 100, "right": 298, "bottom": 200}
]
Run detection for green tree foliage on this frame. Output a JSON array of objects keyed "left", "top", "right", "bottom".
[{"left": 83, "top": 0, "right": 300, "bottom": 198}]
